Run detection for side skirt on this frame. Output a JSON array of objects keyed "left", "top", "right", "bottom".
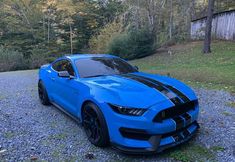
[{"left": 51, "top": 102, "right": 81, "bottom": 124}]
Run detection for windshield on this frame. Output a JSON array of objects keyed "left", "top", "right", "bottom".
[{"left": 75, "top": 57, "right": 138, "bottom": 78}]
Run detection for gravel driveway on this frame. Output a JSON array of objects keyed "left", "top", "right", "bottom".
[{"left": 0, "top": 70, "right": 234, "bottom": 162}]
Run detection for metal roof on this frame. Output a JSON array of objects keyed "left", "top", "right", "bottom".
[{"left": 191, "top": 9, "right": 235, "bottom": 22}]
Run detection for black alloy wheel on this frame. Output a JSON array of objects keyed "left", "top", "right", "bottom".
[
  {"left": 38, "top": 80, "right": 50, "bottom": 105},
  {"left": 82, "top": 102, "right": 109, "bottom": 147}
]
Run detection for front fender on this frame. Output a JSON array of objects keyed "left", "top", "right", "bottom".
[{"left": 75, "top": 82, "right": 119, "bottom": 120}]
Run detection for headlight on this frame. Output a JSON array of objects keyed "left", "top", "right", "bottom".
[{"left": 108, "top": 104, "right": 147, "bottom": 116}]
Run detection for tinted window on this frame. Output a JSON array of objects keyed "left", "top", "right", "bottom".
[
  {"left": 75, "top": 57, "right": 137, "bottom": 78},
  {"left": 52, "top": 60, "right": 75, "bottom": 76}
]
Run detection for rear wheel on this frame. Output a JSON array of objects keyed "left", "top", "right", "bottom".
[
  {"left": 38, "top": 80, "right": 50, "bottom": 105},
  {"left": 82, "top": 102, "right": 109, "bottom": 147}
]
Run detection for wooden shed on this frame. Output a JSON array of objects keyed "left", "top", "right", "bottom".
[{"left": 191, "top": 9, "right": 235, "bottom": 40}]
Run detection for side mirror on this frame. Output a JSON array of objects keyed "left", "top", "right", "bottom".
[
  {"left": 58, "top": 71, "right": 70, "bottom": 78},
  {"left": 134, "top": 66, "right": 139, "bottom": 71}
]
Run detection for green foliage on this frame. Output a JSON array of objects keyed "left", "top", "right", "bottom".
[
  {"left": 0, "top": 46, "right": 27, "bottom": 72},
  {"left": 0, "top": 0, "right": 126, "bottom": 71},
  {"left": 107, "top": 28, "right": 155, "bottom": 60},
  {"left": 89, "top": 21, "right": 122, "bottom": 53},
  {"left": 29, "top": 48, "right": 55, "bottom": 69}
]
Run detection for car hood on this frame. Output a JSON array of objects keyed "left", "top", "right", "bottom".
[{"left": 82, "top": 72, "right": 197, "bottom": 108}]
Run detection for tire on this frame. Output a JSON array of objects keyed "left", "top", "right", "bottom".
[
  {"left": 38, "top": 80, "right": 50, "bottom": 105},
  {"left": 82, "top": 102, "right": 109, "bottom": 147}
]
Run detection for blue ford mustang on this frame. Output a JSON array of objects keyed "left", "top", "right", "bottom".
[{"left": 38, "top": 54, "right": 199, "bottom": 153}]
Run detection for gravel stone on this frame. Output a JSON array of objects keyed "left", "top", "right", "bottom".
[{"left": 0, "top": 70, "right": 234, "bottom": 162}]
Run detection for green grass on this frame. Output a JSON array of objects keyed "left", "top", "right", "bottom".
[
  {"left": 226, "top": 102, "right": 235, "bottom": 108},
  {"left": 211, "top": 146, "right": 225, "bottom": 152},
  {"left": 222, "top": 111, "right": 232, "bottom": 116},
  {"left": 130, "top": 41, "right": 235, "bottom": 92},
  {"left": 3, "top": 131, "right": 15, "bottom": 139},
  {"left": 51, "top": 133, "right": 67, "bottom": 140},
  {"left": 162, "top": 141, "right": 216, "bottom": 162},
  {"left": 0, "top": 95, "right": 6, "bottom": 100}
]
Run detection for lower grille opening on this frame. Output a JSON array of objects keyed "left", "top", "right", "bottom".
[{"left": 119, "top": 127, "right": 151, "bottom": 140}]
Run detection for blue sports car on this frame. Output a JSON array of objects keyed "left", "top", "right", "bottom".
[{"left": 38, "top": 54, "right": 199, "bottom": 153}]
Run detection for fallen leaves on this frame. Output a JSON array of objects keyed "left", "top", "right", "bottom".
[{"left": 30, "top": 155, "right": 38, "bottom": 161}]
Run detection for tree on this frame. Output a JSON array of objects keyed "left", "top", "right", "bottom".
[
  {"left": 56, "top": 0, "right": 77, "bottom": 54},
  {"left": 203, "top": 0, "right": 215, "bottom": 54},
  {"left": 0, "top": 0, "right": 45, "bottom": 57}
]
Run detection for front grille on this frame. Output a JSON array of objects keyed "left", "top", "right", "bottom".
[{"left": 153, "top": 100, "right": 197, "bottom": 122}]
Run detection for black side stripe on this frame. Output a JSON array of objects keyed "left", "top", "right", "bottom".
[
  {"left": 128, "top": 74, "right": 190, "bottom": 103},
  {"left": 121, "top": 74, "right": 182, "bottom": 105}
]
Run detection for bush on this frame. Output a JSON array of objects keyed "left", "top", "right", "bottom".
[
  {"left": 0, "top": 46, "right": 28, "bottom": 72},
  {"left": 89, "top": 21, "right": 122, "bottom": 53},
  {"left": 29, "top": 48, "right": 56, "bottom": 69},
  {"left": 107, "top": 28, "right": 155, "bottom": 60}
]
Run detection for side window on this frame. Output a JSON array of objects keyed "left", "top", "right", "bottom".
[
  {"left": 64, "top": 61, "right": 75, "bottom": 76},
  {"left": 52, "top": 60, "right": 75, "bottom": 76},
  {"left": 52, "top": 61, "right": 60, "bottom": 71},
  {"left": 52, "top": 60, "right": 66, "bottom": 72}
]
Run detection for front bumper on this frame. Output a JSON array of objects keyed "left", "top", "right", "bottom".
[
  {"left": 112, "top": 121, "right": 199, "bottom": 154},
  {"left": 100, "top": 99, "right": 200, "bottom": 154}
]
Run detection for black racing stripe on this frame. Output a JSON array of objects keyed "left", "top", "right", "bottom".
[
  {"left": 181, "top": 113, "right": 191, "bottom": 126},
  {"left": 172, "top": 133, "right": 184, "bottom": 142},
  {"left": 172, "top": 116, "right": 184, "bottom": 130},
  {"left": 128, "top": 74, "right": 190, "bottom": 103},
  {"left": 182, "top": 129, "right": 190, "bottom": 138},
  {"left": 121, "top": 74, "right": 181, "bottom": 105},
  {"left": 170, "top": 97, "right": 182, "bottom": 105},
  {"left": 165, "top": 85, "right": 190, "bottom": 103}
]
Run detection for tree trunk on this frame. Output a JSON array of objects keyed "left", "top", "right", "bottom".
[
  {"left": 169, "top": 0, "right": 173, "bottom": 40},
  {"left": 69, "top": 23, "right": 73, "bottom": 54},
  {"left": 190, "top": 0, "right": 196, "bottom": 19},
  {"left": 43, "top": 15, "right": 46, "bottom": 40},
  {"left": 136, "top": 0, "right": 141, "bottom": 29},
  {"left": 203, "top": 0, "right": 215, "bottom": 54},
  {"left": 47, "top": 15, "right": 50, "bottom": 44}
]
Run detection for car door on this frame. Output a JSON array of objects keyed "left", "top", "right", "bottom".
[
  {"left": 51, "top": 59, "right": 79, "bottom": 115},
  {"left": 46, "top": 60, "right": 64, "bottom": 101}
]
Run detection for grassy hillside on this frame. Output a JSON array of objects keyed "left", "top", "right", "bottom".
[{"left": 130, "top": 41, "right": 235, "bottom": 92}]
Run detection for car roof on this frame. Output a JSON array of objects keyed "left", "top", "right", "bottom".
[{"left": 64, "top": 54, "right": 117, "bottom": 60}]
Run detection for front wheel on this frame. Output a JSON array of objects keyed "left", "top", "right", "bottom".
[
  {"left": 82, "top": 102, "right": 109, "bottom": 147},
  {"left": 38, "top": 80, "right": 50, "bottom": 105}
]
